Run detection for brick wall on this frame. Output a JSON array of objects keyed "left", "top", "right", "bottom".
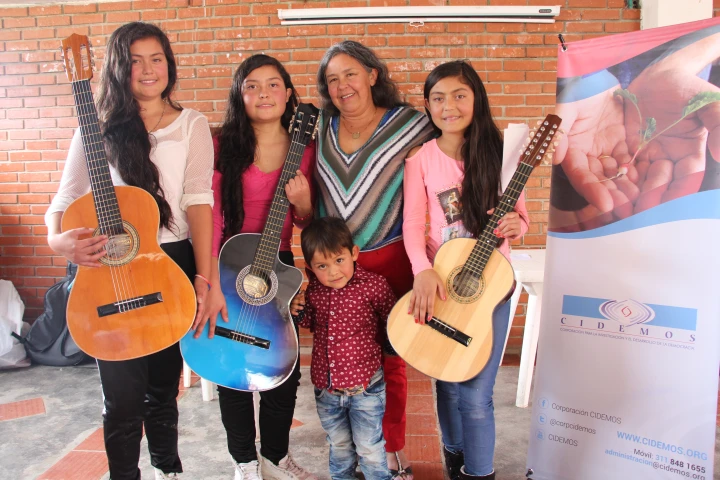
[{"left": 0, "top": 0, "right": 645, "bottom": 354}]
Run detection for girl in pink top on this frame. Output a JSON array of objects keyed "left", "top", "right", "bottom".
[
  {"left": 402, "top": 61, "right": 529, "bottom": 480},
  {"left": 202, "top": 55, "right": 317, "bottom": 480}
]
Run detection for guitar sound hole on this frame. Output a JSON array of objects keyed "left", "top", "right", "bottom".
[
  {"left": 243, "top": 274, "right": 269, "bottom": 299},
  {"left": 452, "top": 272, "right": 481, "bottom": 298},
  {"left": 106, "top": 233, "right": 133, "bottom": 260},
  {"left": 446, "top": 265, "right": 485, "bottom": 304},
  {"left": 96, "top": 221, "right": 140, "bottom": 267},
  {"left": 236, "top": 266, "right": 279, "bottom": 306}
]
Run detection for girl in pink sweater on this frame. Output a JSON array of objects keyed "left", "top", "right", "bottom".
[
  {"left": 202, "top": 55, "right": 317, "bottom": 480},
  {"left": 402, "top": 61, "right": 529, "bottom": 480}
]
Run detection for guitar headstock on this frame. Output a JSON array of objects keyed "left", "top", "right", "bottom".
[
  {"left": 288, "top": 103, "right": 320, "bottom": 143},
  {"left": 520, "top": 114, "right": 562, "bottom": 168},
  {"left": 60, "top": 33, "right": 94, "bottom": 83}
]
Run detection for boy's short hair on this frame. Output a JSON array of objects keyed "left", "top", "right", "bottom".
[{"left": 301, "top": 217, "right": 355, "bottom": 266}]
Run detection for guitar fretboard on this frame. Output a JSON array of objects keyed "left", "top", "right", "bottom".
[
  {"left": 250, "top": 121, "right": 314, "bottom": 277},
  {"left": 463, "top": 160, "right": 535, "bottom": 277},
  {"left": 72, "top": 79, "right": 124, "bottom": 236}
]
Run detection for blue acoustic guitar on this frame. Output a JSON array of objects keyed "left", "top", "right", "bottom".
[{"left": 180, "top": 104, "right": 319, "bottom": 391}]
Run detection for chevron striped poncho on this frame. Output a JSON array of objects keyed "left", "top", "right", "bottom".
[{"left": 315, "top": 106, "right": 434, "bottom": 251}]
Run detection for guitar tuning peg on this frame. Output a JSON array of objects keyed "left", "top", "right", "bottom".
[{"left": 536, "top": 120, "right": 542, "bottom": 126}]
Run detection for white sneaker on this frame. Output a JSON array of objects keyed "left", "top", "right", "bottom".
[
  {"left": 234, "top": 459, "right": 263, "bottom": 480},
  {"left": 154, "top": 469, "right": 180, "bottom": 479},
  {"left": 261, "top": 454, "right": 318, "bottom": 480}
]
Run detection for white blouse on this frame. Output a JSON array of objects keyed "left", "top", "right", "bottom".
[{"left": 46, "top": 108, "right": 214, "bottom": 244}]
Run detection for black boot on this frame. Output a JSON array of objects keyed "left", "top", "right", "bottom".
[
  {"left": 443, "top": 447, "right": 464, "bottom": 480},
  {"left": 459, "top": 465, "right": 495, "bottom": 480}
]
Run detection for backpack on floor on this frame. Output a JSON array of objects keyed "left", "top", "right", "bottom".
[{"left": 19, "top": 263, "right": 92, "bottom": 366}]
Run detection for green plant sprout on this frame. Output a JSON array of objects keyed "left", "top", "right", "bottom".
[{"left": 600, "top": 89, "right": 720, "bottom": 182}]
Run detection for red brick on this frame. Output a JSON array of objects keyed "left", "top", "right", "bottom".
[
  {"left": 388, "top": 36, "right": 426, "bottom": 47},
  {"left": 132, "top": 0, "right": 167, "bottom": 9},
  {"left": 5, "top": 41, "right": 39, "bottom": 51},
  {"left": 568, "top": 0, "right": 606, "bottom": 5},
  {"left": 605, "top": 22, "right": 640, "bottom": 33},
  {"left": 29, "top": 5, "right": 61, "bottom": 15},
  {"left": 214, "top": 5, "right": 249, "bottom": 16},
  {"left": 5, "top": 17, "right": 36, "bottom": 28},
  {"left": 106, "top": 11, "right": 142, "bottom": 23},
  {"left": 141, "top": 10, "right": 177, "bottom": 20},
  {"left": 0, "top": 7, "right": 28, "bottom": 17}
]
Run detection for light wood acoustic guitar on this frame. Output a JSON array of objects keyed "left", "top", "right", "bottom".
[
  {"left": 59, "top": 34, "right": 196, "bottom": 361},
  {"left": 387, "top": 114, "right": 562, "bottom": 382}
]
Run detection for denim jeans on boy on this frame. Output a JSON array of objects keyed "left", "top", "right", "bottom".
[
  {"left": 436, "top": 301, "right": 511, "bottom": 476},
  {"left": 314, "top": 367, "right": 391, "bottom": 480}
]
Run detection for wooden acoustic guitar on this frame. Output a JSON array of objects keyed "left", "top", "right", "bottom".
[
  {"left": 180, "top": 103, "right": 319, "bottom": 391},
  {"left": 387, "top": 114, "right": 562, "bottom": 382},
  {"left": 60, "top": 34, "right": 196, "bottom": 361}
]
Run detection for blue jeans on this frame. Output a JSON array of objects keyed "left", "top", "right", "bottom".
[
  {"left": 436, "top": 301, "right": 511, "bottom": 476},
  {"left": 314, "top": 368, "right": 391, "bottom": 480}
]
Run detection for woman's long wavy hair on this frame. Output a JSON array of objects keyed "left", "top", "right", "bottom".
[
  {"left": 424, "top": 61, "right": 503, "bottom": 237},
  {"left": 96, "top": 22, "right": 181, "bottom": 230},
  {"left": 316, "top": 40, "right": 409, "bottom": 117},
  {"left": 216, "top": 55, "right": 299, "bottom": 243}
]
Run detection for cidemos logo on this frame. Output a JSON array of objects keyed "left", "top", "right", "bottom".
[
  {"left": 598, "top": 299, "right": 655, "bottom": 327},
  {"left": 560, "top": 295, "right": 697, "bottom": 346}
]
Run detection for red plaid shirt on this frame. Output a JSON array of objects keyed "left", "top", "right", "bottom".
[{"left": 300, "top": 264, "right": 396, "bottom": 389}]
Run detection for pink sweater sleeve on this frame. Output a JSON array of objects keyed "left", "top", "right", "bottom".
[{"left": 402, "top": 153, "right": 433, "bottom": 276}]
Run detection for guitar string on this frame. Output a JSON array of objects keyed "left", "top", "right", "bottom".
[
  {"left": 233, "top": 118, "right": 313, "bottom": 340},
  {"left": 242, "top": 130, "right": 309, "bottom": 338},
  {"left": 234, "top": 131, "right": 307, "bottom": 339},
  {"left": 78, "top": 79, "right": 141, "bottom": 313},
  {"left": 74, "top": 80, "right": 126, "bottom": 311},
  {"left": 456, "top": 161, "right": 534, "bottom": 297},
  {"left": 245, "top": 133, "right": 309, "bottom": 337},
  {"left": 79, "top": 79, "right": 142, "bottom": 314},
  {"left": 452, "top": 150, "right": 539, "bottom": 300},
  {"left": 456, "top": 121, "right": 557, "bottom": 296},
  {"left": 78, "top": 79, "right": 140, "bottom": 313}
]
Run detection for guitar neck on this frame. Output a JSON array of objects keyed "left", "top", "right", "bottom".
[
  {"left": 251, "top": 138, "right": 308, "bottom": 274},
  {"left": 464, "top": 160, "right": 535, "bottom": 277},
  {"left": 72, "top": 79, "right": 124, "bottom": 236}
]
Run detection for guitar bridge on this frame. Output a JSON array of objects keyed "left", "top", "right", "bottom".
[
  {"left": 215, "top": 326, "right": 271, "bottom": 349},
  {"left": 427, "top": 317, "right": 472, "bottom": 347},
  {"left": 97, "top": 292, "right": 163, "bottom": 317}
]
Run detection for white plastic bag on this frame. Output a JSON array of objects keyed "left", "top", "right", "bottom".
[{"left": 0, "top": 279, "right": 30, "bottom": 368}]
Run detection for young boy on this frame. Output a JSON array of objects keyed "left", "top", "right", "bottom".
[{"left": 294, "top": 217, "right": 395, "bottom": 480}]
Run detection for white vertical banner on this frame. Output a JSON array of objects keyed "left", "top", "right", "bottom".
[{"left": 526, "top": 18, "right": 720, "bottom": 480}]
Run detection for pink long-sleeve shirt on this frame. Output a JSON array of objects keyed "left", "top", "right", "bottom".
[
  {"left": 403, "top": 139, "right": 530, "bottom": 275},
  {"left": 211, "top": 137, "right": 316, "bottom": 257}
]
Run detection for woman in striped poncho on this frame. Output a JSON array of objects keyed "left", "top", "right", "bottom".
[{"left": 314, "top": 40, "right": 434, "bottom": 479}]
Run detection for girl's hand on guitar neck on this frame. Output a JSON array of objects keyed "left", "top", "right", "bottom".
[
  {"left": 409, "top": 269, "right": 447, "bottom": 324},
  {"left": 48, "top": 227, "right": 108, "bottom": 267},
  {"left": 285, "top": 170, "right": 312, "bottom": 216},
  {"left": 488, "top": 208, "right": 523, "bottom": 240}
]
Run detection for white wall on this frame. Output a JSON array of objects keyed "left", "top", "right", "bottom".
[{"left": 641, "top": 0, "right": 712, "bottom": 29}]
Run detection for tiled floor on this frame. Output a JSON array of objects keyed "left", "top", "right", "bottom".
[
  {"left": 3, "top": 359, "right": 718, "bottom": 480},
  {"left": 1, "top": 357, "right": 521, "bottom": 480}
]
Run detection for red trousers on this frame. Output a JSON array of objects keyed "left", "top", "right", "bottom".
[{"left": 357, "top": 240, "right": 413, "bottom": 453}]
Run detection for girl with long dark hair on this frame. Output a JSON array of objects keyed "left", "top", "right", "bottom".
[
  {"left": 202, "top": 54, "right": 316, "bottom": 480},
  {"left": 45, "top": 22, "right": 214, "bottom": 479},
  {"left": 402, "top": 61, "right": 530, "bottom": 480}
]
